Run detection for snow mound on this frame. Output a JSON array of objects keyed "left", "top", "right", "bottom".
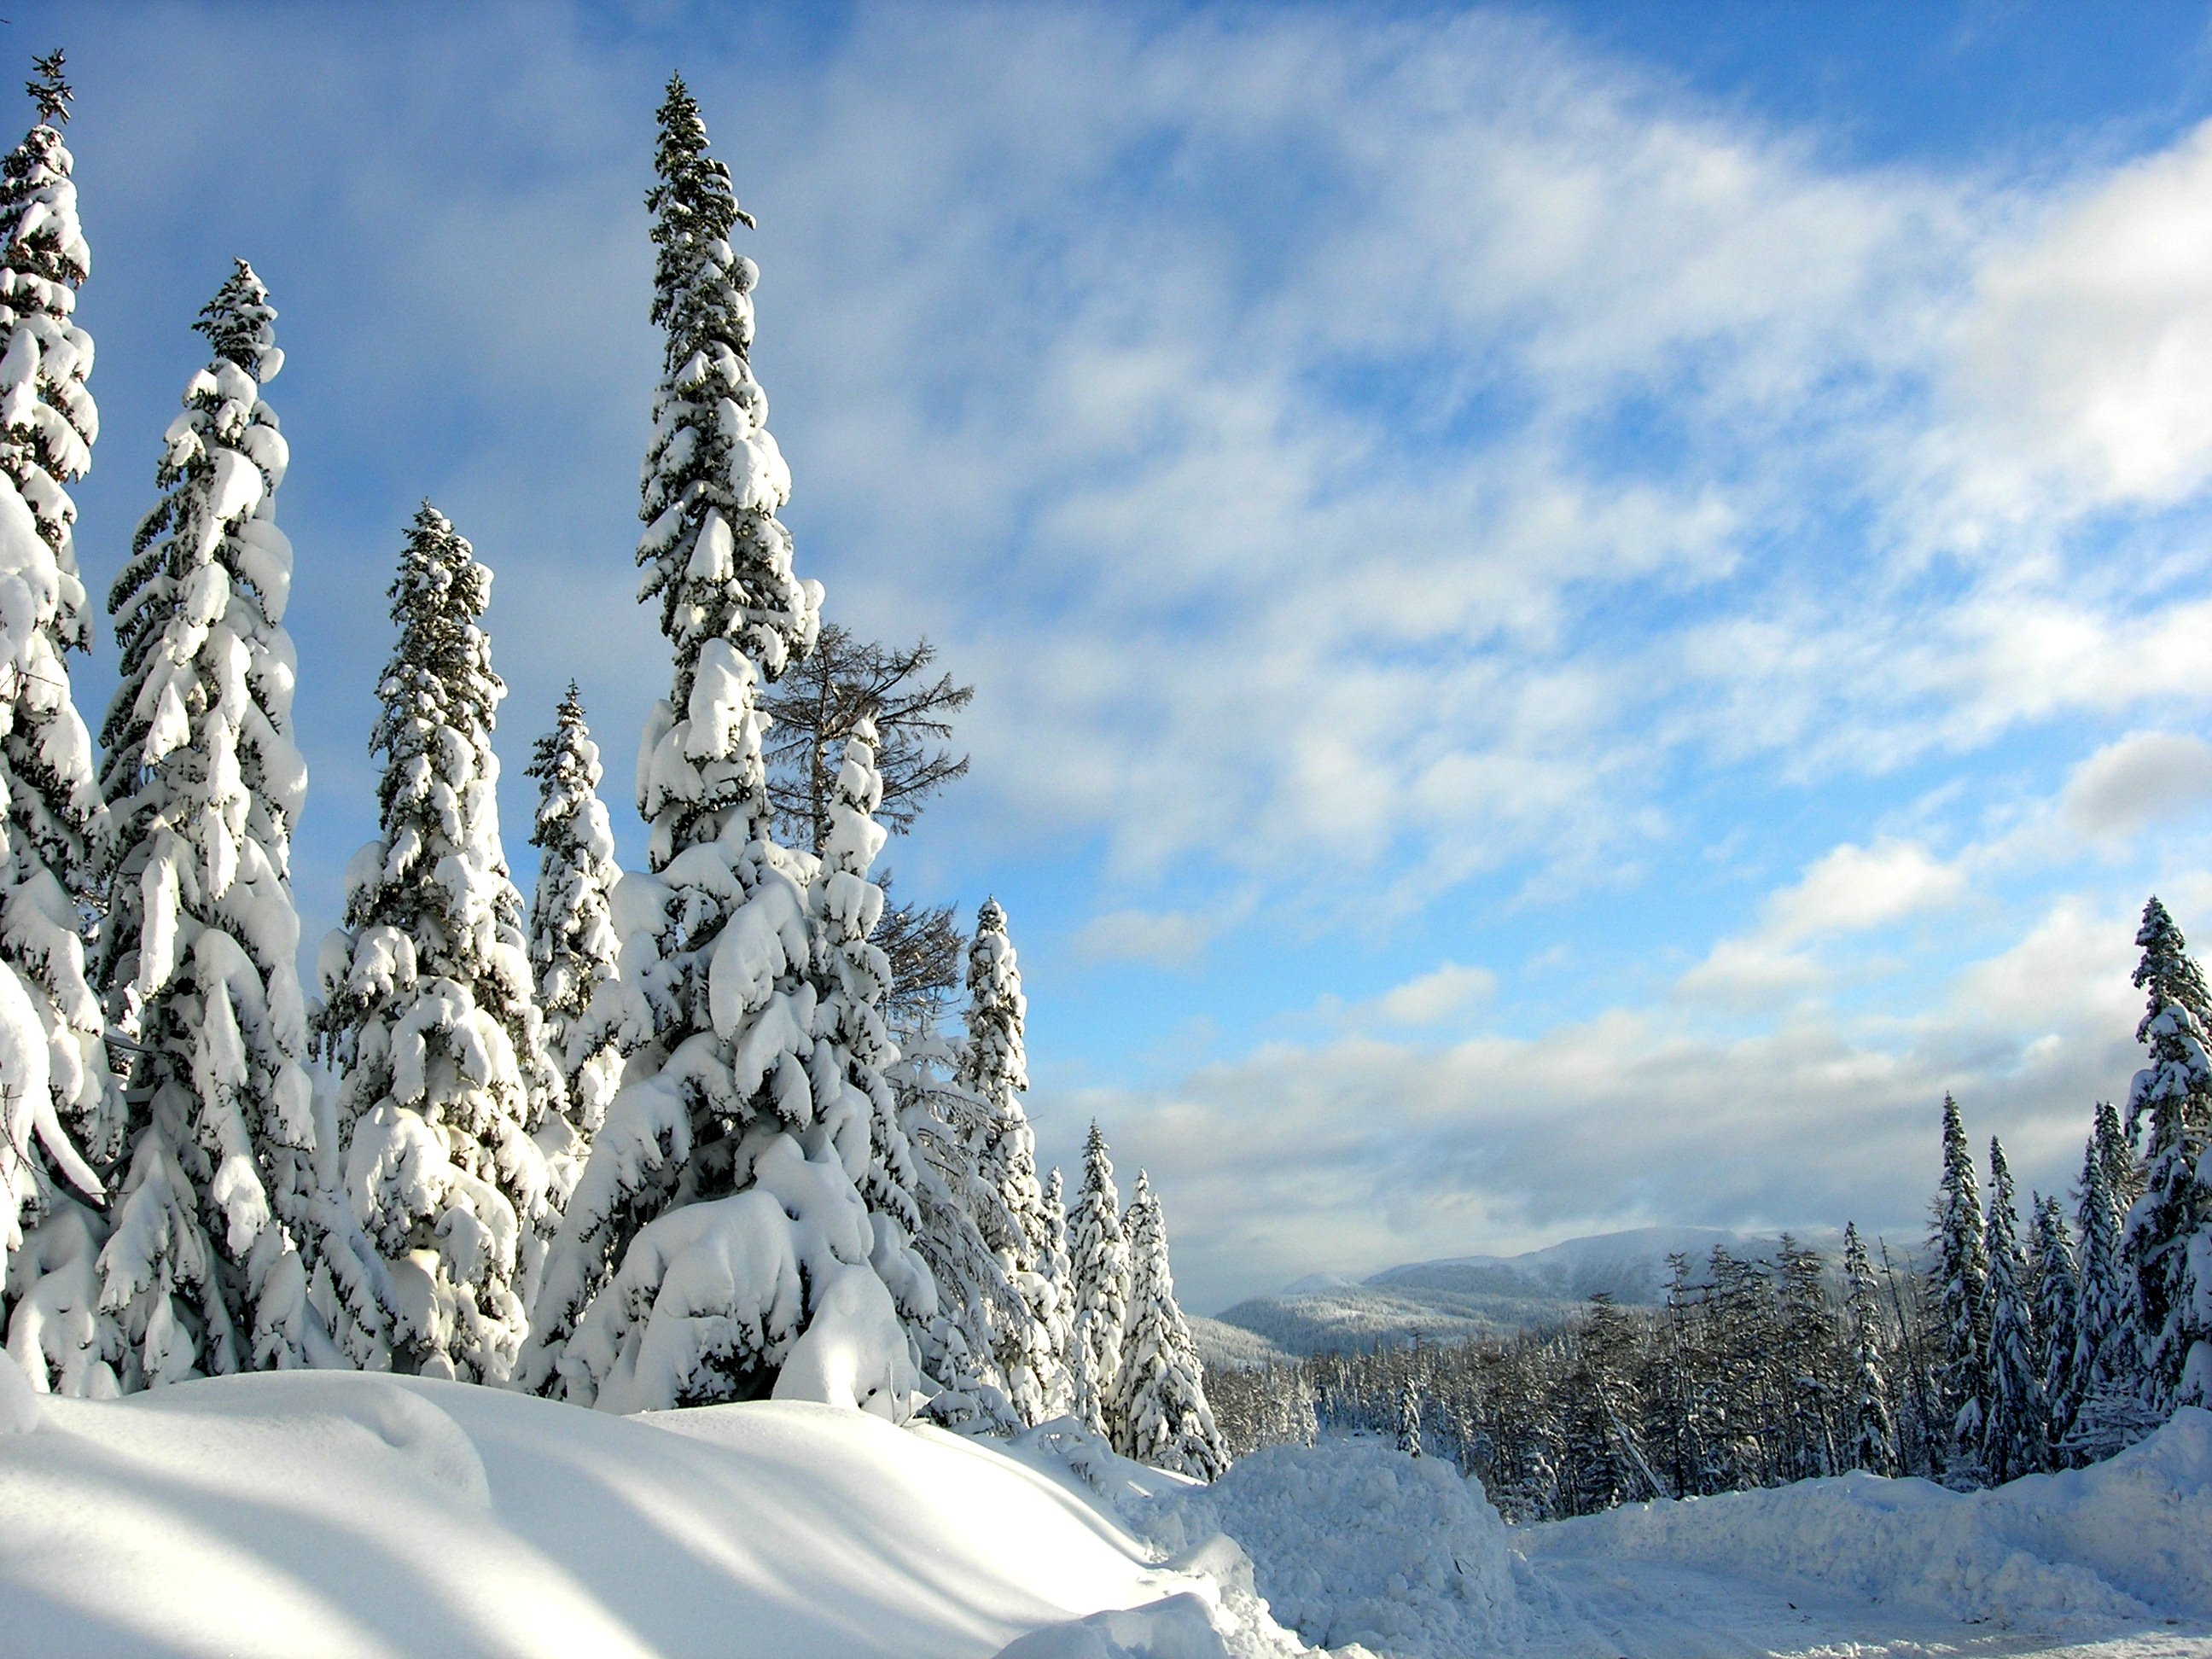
[
  {"left": 0, "top": 1370, "right": 1295, "bottom": 1657},
  {"left": 1155, "top": 1441, "right": 1522, "bottom": 1657},
  {"left": 994, "top": 1592, "right": 1229, "bottom": 1659},
  {"left": 0, "top": 1349, "right": 40, "bottom": 1435},
  {"left": 1530, "top": 1406, "right": 2212, "bottom": 1633}
]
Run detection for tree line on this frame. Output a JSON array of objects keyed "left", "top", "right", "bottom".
[
  {"left": 0, "top": 59, "right": 1225, "bottom": 1476},
  {"left": 1209, "top": 896, "right": 2212, "bottom": 1513}
]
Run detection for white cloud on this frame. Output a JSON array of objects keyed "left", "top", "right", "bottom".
[
  {"left": 1946, "top": 119, "right": 2212, "bottom": 521},
  {"left": 1371, "top": 962, "right": 1499, "bottom": 1027},
  {"left": 1673, "top": 937, "right": 1826, "bottom": 1010},
  {"left": 1071, "top": 908, "right": 1214, "bottom": 969},
  {"left": 1764, "top": 838, "right": 1969, "bottom": 943},
  {"left": 1674, "top": 837, "right": 1966, "bottom": 1009},
  {"left": 2060, "top": 731, "right": 2212, "bottom": 843}
]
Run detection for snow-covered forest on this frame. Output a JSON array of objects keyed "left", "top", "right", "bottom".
[
  {"left": 5, "top": 32, "right": 2212, "bottom": 1659},
  {"left": 0, "top": 59, "right": 1225, "bottom": 1463}
]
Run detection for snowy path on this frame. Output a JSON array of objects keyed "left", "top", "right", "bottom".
[{"left": 1512, "top": 1543, "right": 2212, "bottom": 1659}]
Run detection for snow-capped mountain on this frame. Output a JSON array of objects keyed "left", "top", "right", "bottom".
[{"left": 1210, "top": 1225, "right": 1858, "bottom": 1357}]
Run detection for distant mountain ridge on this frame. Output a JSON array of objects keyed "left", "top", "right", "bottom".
[{"left": 1206, "top": 1225, "right": 1858, "bottom": 1360}]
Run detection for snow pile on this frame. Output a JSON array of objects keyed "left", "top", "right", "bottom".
[
  {"left": 0, "top": 1363, "right": 1306, "bottom": 1658},
  {"left": 1530, "top": 1406, "right": 2212, "bottom": 1633},
  {"left": 1153, "top": 1440, "right": 1522, "bottom": 1657}
]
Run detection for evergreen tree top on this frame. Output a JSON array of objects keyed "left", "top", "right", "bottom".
[
  {"left": 1129, "top": 1167, "right": 1156, "bottom": 1220},
  {"left": 2133, "top": 894, "right": 2212, "bottom": 1040},
  {"left": 2032, "top": 1192, "right": 2073, "bottom": 1260},
  {"left": 387, "top": 504, "right": 491, "bottom": 654},
  {"left": 27, "top": 49, "right": 68, "bottom": 127},
  {"left": 1986, "top": 1136, "right": 2017, "bottom": 1222},
  {"left": 1938, "top": 1096, "right": 1980, "bottom": 1202},
  {"left": 195, "top": 259, "right": 282, "bottom": 379},
  {"left": 528, "top": 681, "right": 597, "bottom": 785},
  {"left": 649, "top": 73, "right": 754, "bottom": 339},
  {"left": 372, "top": 504, "right": 500, "bottom": 773}
]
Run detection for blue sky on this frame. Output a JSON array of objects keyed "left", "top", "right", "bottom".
[{"left": 36, "top": 0, "right": 2212, "bottom": 1309}]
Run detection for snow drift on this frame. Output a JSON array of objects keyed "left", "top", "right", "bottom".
[
  {"left": 1528, "top": 1405, "right": 2212, "bottom": 1634},
  {"left": 1144, "top": 1441, "right": 1522, "bottom": 1656},
  {"left": 0, "top": 1359, "right": 1279, "bottom": 1658}
]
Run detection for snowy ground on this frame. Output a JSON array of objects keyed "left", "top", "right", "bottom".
[{"left": 3, "top": 1353, "right": 2209, "bottom": 1658}]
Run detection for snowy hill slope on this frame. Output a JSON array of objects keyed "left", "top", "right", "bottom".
[
  {"left": 1214, "top": 1225, "right": 1854, "bottom": 1355},
  {"left": 0, "top": 1363, "right": 1298, "bottom": 1658},
  {"left": 1189, "top": 1316, "right": 1295, "bottom": 1371}
]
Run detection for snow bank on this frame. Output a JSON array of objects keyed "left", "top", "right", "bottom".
[
  {"left": 1154, "top": 1441, "right": 1522, "bottom": 1657},
  {"left": 1008, "top": 1423, "right": 1504, "bottom": 1658},
  {"left": 0, "top": 1370, "right": 1283, "bottom": 1658},
  {"left": 1528, "top": 1406, "right": 2212, "bottom": 1633}
]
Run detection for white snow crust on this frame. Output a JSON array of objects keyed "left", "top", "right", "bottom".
[{"left": 4, "top": 1372, "right": 2211, "bottom": 1658}]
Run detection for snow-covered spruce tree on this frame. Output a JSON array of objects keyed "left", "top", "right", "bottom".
[
  {"left": 799, "top": 716, "right": 937, "bottom": 1408},
  {"left": 1041, "top": 1166, "right": 1074, "bottom": 1415},
  {"left": 891, "top": 1037, "right": 1023, "bottom": 1431},
  {"left": 526, "top": 683, "right": 621, "bottom": 1151},
  {"left": 1841, "top": 1222, "right": 1897, "bottom": 1476},
  {"left": 523, "top": 81, "right": 917, "bottom": 1417},
  {"left": 2030, "top": 1193, "right": 2081, "bottom": 1458},
  {"left": 309, "top": 506, "right": 561, "bottom": 1381},
  {"left": 1066, "top": 1120, "right": 1130, "bottom": 1438},
  {"left": 1397, "top": 1379, "right": 1423, "bottom": 1458},
  {"left": 0, "top": 50, "right": 114, "bottom": 1394},
  {"left": 93, "top": 261, "right": 322, "bottom": 1387},
  {"left": 2119, "top": 896, "right": 2212, "bottom": 1412},
  {"left": 1979, "top": 1138, "right": 2046, "bottom": 1485},
  {"left": 1930, "top": 1093, "right": 1990, "bottom": 1487},
  {"left": 2064, "top": 1103, "right": 2158, "bottom": 1462},
  {"left": 958, "top": 897, "right": 1066, "bottom": 1423},
  {"left": 1114, "top": 1170, "right": 1226, "bottom": 1479},
  {"left": 2075, "top": 1104, "right": 2133, "bottom": 1385},
  {"left": 1775, "top": 1235, "right": 1842, "bottom": 1482}
]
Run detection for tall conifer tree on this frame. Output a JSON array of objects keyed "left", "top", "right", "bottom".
[
  {"left": 1931, "top": 1093, "right": 1989, "bottom": 1487},
  {"left": 0, "top": 50, "right": 113, "bottom": 1392},
  {"left": 2120, "top": 897, "right": 2212, "bottom": 1412},
  {"left": 2064, "top": 1102, "right": 2160, "bottom": 1460},
  {"left": 801, "top": 715, "right": 933, "bottom": 1408},
  {"left": 892, "top": 1038, "right": 1023, "bottom": 1430},
  {"left": 1841, "top": 1222, "right": 1896, "bottom": 1476},
  {"left": 1114, "top": 1170, "right": 1226, "bottom": 1479},
  {"left": 1067, "top": 1121, "right": 1131, "bottom": 1438},
  {"left": 958, "top": 897, "right": 1066, "bottom": 1423},
  {"left": 95, "top": 263, "right": 319, "bottom": 1387},
  {"left": 525, "top": 684, "right": 622, "bottom": 1149},
  {"left": 2075, "top": 1104, "right": 2133, "bottom": 1389},
  {"left": 2030, "top": 1193, "right": 2081, "bottom": 1459},
  {"left": 1979, "top": 1138, "right": 2046, "bottom": 1484},
  {"left": 527, "top": 80, "right": 906, "bottom": 1414},
  {"left": 310, "top": 507, "right": 561, "bottom": 1381}
]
